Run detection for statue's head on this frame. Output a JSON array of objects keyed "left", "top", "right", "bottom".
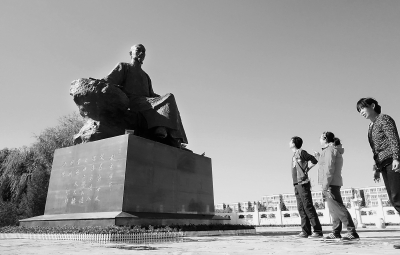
[{"left": 129, "top": 44, "right": 146, "bottom": 64}]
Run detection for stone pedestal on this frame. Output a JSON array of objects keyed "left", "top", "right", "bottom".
[{"left": 20, "top": 134, "right": 226, "bottom": 227}]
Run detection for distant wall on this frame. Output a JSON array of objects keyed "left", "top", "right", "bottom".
[{"left": 216, "top": 204, "right": 400, "bottom": 226}]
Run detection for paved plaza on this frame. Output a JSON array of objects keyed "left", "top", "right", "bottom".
[{"left": 1, "top": 226, "right": 400, "bottom": 255}]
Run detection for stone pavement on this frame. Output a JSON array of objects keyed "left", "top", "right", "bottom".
[{"left": 1, "top": 226, "right": 400, "bottom": 255}]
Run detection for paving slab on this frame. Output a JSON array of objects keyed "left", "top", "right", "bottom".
[{"left": 1, "top": 226, "right": 399, "bottom": 254}]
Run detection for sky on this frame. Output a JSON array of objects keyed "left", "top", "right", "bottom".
[{"left": 1, "top": 0, "right": 399, "bottom": 204}]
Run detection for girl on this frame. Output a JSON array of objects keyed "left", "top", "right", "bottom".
[{"left": 316, "top": 132, "right": 359, "bottom": 241}]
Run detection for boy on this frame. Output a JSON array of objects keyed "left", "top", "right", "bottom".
[{"left": 290, "top": 136, "right": 323, "bottom": 238}]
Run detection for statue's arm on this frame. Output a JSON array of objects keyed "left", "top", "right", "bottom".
[{"left": 102, "top": 62, "right": 126, "bottom": 86}]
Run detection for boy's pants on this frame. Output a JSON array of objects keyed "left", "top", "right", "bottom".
[{"left": 294, "top": 182, "right": 322, "bottom": 235}]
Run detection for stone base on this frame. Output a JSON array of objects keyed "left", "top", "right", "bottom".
[
  {"left": 20, "top": 212, "right": 228, "bottom": 227},
  {"left": 19, "top": 134, "right": 227, "bottom": 227}
]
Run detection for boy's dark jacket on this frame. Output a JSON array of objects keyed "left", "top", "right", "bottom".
[{"left": 292, "top": 149, "right": 318, "bottom": 184}]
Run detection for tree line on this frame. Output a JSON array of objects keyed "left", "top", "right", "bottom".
[{"left": 0, "top": 113, "right": 84, "bottom": 227}]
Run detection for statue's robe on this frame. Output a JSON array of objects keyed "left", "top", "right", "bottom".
[{"left": 103, "top": 62, "right": 188, "bottom": 144}]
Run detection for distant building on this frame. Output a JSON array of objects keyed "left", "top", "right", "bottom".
[
  {"left": 281, "top": 193, "right": 297, "bottom": 211},
  {"left": 215, "top": 203, "right": 225, "bottom": 211},
  {"left": 215, "top": 185, "right": 390, "bottom": 212},
  {"left": 339, "top": 188, "right": 354, "bottom": 206},
  {"left": 360, "top": 186, "right": 389, "bottom": 207},
  {"left": 226, "top": 202, "right": 240, "bottom": 212},
  {"left": 261, "top": 194, "right": 280, "bottom": 211},
  {"left": 239, "top": 201, "right": 255, "bottom": 212},
  {"left": 311, "top": 190, "right": 323, "bottom": 205}
]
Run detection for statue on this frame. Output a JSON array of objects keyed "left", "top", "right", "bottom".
[{"left": 70, "top": 44, "right": 188, "bottom": 149}]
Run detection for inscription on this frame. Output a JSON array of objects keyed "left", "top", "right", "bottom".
[{"left": 57, "top": 151, "right": 124, "bottom": 207}]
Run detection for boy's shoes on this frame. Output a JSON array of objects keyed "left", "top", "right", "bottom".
[
  {"left": 308, "top": 232, "right": 323, "bottom": 238},
  {"left": 341, "top": 233, "right": 360, "bottom": 241},
  {"left": 295, "top": 232, "right": 309, "bottom": 238},
  {"left": 394, "top": 244, "right": 400, "bottom": 249},
  {"left": 324, "top": 233, "right": 341, "bottom": 240}
]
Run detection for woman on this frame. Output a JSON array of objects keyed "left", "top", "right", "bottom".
[
  {"left": 316, "top": 132, "right": 360, "bottom": 241},
  {"left": 357, "top": 98, "right": 400, "bottom": 213}
]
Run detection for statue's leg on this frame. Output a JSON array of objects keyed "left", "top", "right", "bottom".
[
  {"left": 162, "top": 134, "right": 182, "bottom": 149},
  {"left": 134, "top": 94, "right": 188, "bottom": 148},
  {"left": 154, "top": 126, "right": 167, "bottom": 138}
]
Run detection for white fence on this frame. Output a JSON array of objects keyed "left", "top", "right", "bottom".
[
  {"left": 359, "top": 207, "right": 400, "bottom": 224},
  {"left": 0, "top": 230, "right": 256, "bottom": 243},
  {"left": 0, "top": 232, "right": 184, "bottom": 244},
  {"left": 216, "top": 202, "right": 399, "bottom": 226}
]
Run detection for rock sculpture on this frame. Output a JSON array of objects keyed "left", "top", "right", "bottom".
[{"left": 70, "top": 78, "right": 142, "bottom": 144}]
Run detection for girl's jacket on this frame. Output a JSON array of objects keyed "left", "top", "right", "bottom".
[{"left": 318, "top": 144, "right": 344, "bottom": 191}]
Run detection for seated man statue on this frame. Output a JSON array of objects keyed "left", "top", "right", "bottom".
[{"left": 102, "top": 44, "right": 188, "bottom": 148}]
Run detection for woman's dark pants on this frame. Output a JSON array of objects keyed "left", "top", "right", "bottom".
[{"left": 381, "top": 164, "right": 400, "bottom": 214}]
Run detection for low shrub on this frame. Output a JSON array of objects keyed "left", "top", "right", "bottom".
[
  {"left": 171, "top": 224, "right": 254, "bottom": 231},
  {"left": 0, "top": 224, "right": 254, "bottom": 234},
  {"left": 0, "top": 225, "right": 176, "bottom": 234}
]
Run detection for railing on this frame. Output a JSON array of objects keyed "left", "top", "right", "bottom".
[
  {"left": 0, "top": 232, "right": 184, "bottom": 244},
  {"left": 216, "top": 203, "right": 400, "bottom": 226},
  {"left": 0, "top": 229, "right": 257, "bottom": 243}
]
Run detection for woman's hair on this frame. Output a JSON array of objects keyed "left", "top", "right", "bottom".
[
  {"left": 356, "top": 97, "right": 382, "bottom": 114},
  {"left": 322, "top": 131, "right": 335, "bottom": 143},
  {"left": 333, "top": 137, "right": 341, "bottom": 146}
]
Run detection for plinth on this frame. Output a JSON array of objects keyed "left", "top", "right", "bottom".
[{"left": 20, "top": 134, "right": 226, "bottom": 227}]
